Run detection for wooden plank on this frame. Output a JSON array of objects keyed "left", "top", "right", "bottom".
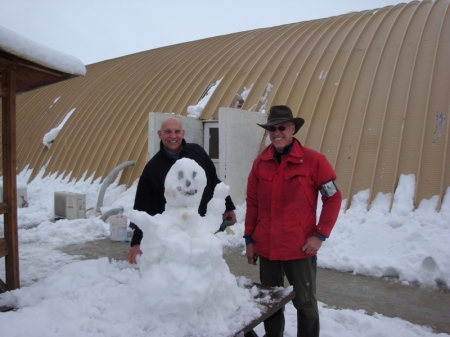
[
  {"left": 0, "top": 53, "right": 75, "bottom": 94},
  {"left": 0, "top": 278, "right": 7, "bottom": 293},
  {"left": 233, "top": 283, "right": 295, "bottom": 337},
  {"left": 2, "top": 69, "right": 21, "bottom": 290},
  {"left": 0, "top": 305, "right": 14, "bottom": 312},
  {"left": 0, "top": 238, "right": 7, "bottom": 258},
  {"left": 0, "top": 201, "right": 9, "bottom": 215}
]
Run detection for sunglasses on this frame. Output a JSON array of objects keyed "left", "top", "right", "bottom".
[{"left": 266, "top": 125, "right": 291, "bottom": 132}]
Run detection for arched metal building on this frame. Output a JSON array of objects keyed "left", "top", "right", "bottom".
[{"left": 2, "top": 0, "right": 449, "bottom": 210}]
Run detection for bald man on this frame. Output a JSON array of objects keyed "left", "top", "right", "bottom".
[{"left": 128, "top": 117, "right": 236, "bottom": 264}]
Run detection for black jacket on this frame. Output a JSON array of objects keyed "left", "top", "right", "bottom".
[{"left": 130, "top": 139, "right": 235, "bottom": 246}]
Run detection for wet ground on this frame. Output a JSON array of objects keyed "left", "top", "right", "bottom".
[{"left": 62, "top": 237, "right": 450, "bottom": 335}]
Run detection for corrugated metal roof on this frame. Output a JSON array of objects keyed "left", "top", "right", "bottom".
[{"left": 1, "top": 0, "right": 449, "bottom": 209}]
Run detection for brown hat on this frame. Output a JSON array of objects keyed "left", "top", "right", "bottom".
[{"left": 257, "top": 105, "right": 305, "bottom": 135}]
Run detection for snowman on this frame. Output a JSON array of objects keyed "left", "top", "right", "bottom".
[{"left": 129, "top": 158, "right": 251, "bottom": 330}]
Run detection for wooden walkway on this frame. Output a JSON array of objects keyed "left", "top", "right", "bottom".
[{"left": 234, "top": 283, "right": 295, "bottom": 337}]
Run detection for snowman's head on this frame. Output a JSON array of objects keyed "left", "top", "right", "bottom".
[{"left": 164, "top": 158, "right": 207, "bottom": 208}]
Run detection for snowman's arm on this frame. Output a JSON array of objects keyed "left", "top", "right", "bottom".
[
  {"left": 129, "top": 210, "right": 157, "bottom": 233},
  {"left": 204, "top": 182, "right": 230, "bottom": 224}
]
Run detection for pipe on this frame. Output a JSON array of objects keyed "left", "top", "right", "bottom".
[
  {"left": 96, "top": 160, "right": 135, "bottom": 214},
  {"left": 99, "top": 207, "right": 124, "bottom": 222}
]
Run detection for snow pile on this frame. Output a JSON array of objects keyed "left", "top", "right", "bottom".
[
  {"left": 0, "top": 167, "right": 448, "bottom": 336},
  {"left": 0, "top": 24, "right": 86, "bottom": 75},
  {"left": 128, "top": 158, "right": 260, "bottom": 335}
]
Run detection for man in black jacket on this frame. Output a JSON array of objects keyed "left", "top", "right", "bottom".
[{"left": 128, "top": 116, "right": 237, "bottom": 264}]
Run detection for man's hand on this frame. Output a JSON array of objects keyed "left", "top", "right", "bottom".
[
  {"left": 245, "top": 242, "right": 257, "bottom": 265},
  {"left": 222, "top": 210, "right": 237, "bottom": 226},
  {"left": 128, "top": 244, "right": 142, "bottom": 264},
  {"left": 302, "top": 236, "right": 323, "bottom": 255}
]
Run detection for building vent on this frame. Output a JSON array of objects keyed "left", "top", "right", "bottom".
[{"left": 54, "top": 191, "right": 86, "bottom": 220}]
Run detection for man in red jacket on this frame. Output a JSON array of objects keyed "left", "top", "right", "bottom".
[{"left": 244, "top": 105, "right": 342, "bottom": 337}]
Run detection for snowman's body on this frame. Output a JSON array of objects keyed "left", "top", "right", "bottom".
[{"left": 129, "top": 158, "right": 246, "bottom": 326}]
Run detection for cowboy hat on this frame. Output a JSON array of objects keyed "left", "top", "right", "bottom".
[{"left": 257, "top": 105, "right": 305, "bottom": 135}]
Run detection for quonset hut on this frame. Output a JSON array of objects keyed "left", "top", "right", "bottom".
[{"left": 2, "top": 0, "right": 449, "bottom": 210}]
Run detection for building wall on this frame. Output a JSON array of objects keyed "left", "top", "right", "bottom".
[{"left": 218, "top": 108, "right": 267, "bottom": 205}]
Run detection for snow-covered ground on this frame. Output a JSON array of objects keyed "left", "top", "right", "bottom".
[{"left": 0, "top": 167, "right": 449, "bottom": 337}]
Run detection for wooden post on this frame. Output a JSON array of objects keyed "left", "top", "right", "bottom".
[{"left": 1, "top": 69, "right": 20, "bottom": 291}]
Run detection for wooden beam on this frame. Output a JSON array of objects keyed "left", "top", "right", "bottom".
[
  {"left": 0, "top": 278, "right": 6, "bottom": 293},
  {"left": 0, "top": 238, "right": 7, "bottom": 258},
  {"left": 0, "top": 201, "right": 9, "bottom": 215},
  {"left": 0, "top": 54, "right": 75, "bottom": 94},
  {"left": 2, "top": 69, "right": 20, "bottom": 290}
]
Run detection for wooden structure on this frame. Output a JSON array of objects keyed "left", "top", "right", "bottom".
[
  {"left": 0, "top": 40, "right": 85, "bottom": 292},
  {"left": 234, "top": 284, "right": 295, "bottom": 337}
]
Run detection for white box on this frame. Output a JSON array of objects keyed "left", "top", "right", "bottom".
[
  {"left": 108, "top": 214, "right": 128, "bottom": 241},
  {"left": 54, "top": 191, "right": 86, "bottom": 220}
]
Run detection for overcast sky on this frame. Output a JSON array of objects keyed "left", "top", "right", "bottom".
[{"left": 2, "top": 0, "right": 405, "bottom": 65}]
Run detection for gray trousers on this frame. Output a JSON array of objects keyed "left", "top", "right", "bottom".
[{"left": 259, "top": 255, "right": 319, "bottom": 337}]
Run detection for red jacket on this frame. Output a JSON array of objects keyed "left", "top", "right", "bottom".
[{"left": 244, "top": 139, "right": 342, "bottom": 260}]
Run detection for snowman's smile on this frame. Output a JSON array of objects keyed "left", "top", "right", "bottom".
[{"left": 177, "top": 186, "right": 197, "bottom": 196}]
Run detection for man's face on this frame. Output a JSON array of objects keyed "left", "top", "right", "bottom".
[
  {"left": 158, "top": 118, "right": 185, "bottom": 153},
  {"left": 267, "top": 122, "right": 295, "bottom": 152}
]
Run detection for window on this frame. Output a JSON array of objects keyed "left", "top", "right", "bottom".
[
  {"left": 203, "top": 122, "right": 219, "bottom": 173},
  {"left": 208, "top": 127, "right": 219, "bottom": 159}
]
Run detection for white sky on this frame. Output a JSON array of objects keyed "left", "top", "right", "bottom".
[
  {"left": 0, "top": 164, "right": 448, "bottom": 336},
  {"left": 0, "top": 0, "right": 405, "bottom": 65}
]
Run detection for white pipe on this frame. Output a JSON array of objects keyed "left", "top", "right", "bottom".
[
  {"left": 96, "top": 160, "right": 135, "bottom": 214},
  {"left": 99, "top": 207, "right": 124, "bottom": 222}
]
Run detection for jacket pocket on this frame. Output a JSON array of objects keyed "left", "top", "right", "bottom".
[
  {"left": 259, "top": 168, "right": 274, "bottom": 182},
  {"left": 283, "top": 168, "right": 316, "bottom": 214}
]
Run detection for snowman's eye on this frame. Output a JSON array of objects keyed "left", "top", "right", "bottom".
[
  {"left": 178, "top": 171, "right": 184, "bottom": 180},
  {"left": 192, "top": 171, "right": 197, "bottom": 179}
]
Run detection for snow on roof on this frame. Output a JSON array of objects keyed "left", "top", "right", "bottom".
[{"left": 0, "top": 24, "right": 86, "bottom": 76}]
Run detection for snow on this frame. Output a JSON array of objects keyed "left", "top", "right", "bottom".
[
  {"left": 187, "top": 78, "right": 223, "bottom": 118},
  {"left": 1, "top": 12, "right": 448, "bottom": 337},
  {"left": 127, "top": 159, "right": 261, "bottom": 336},
  {"left": 321, "top": 175, "right": 450, "bottom": 287},
  {"left": 0, "top": 25, "right": 86, "bottom": 76},
  {"left": 0, "top": 163, "right": 449, "bottom": 336},
  {"left": 43, "top": 108, "right": 76, "bottom": 148}
]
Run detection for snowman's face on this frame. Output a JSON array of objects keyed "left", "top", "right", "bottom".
[
  {"left": 164, "top": 158, "right": 206, "bottom": 208},
  {"left": 176, "top": 169, "right": 199, "bottom": 196}
]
